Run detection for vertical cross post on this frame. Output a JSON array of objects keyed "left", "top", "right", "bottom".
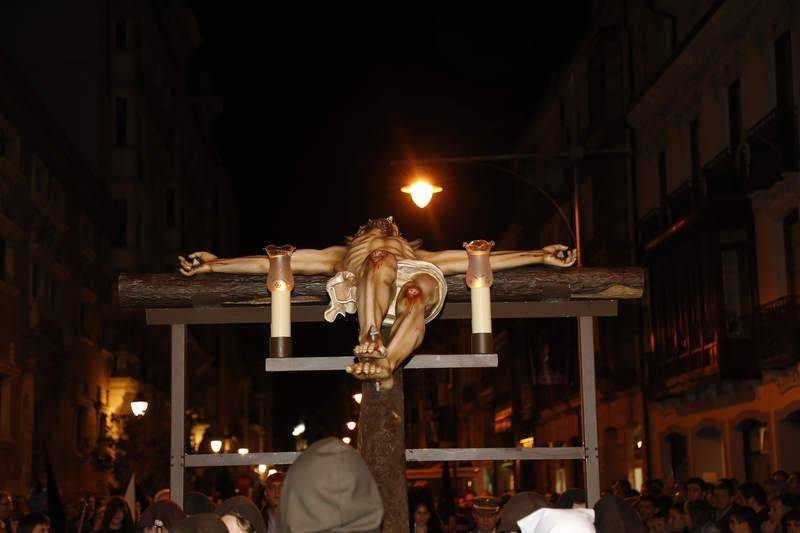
[
  {"left": 578, "top": 316, "right": 599, "bottom": 506},
  {"left": 170, "top": 324, "right": 186, "bottom": 507}
]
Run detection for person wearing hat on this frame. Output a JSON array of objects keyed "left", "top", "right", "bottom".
[
  {"left": 496, "top": 492, "right": 550, "bottom": 533},
  {"left": 138, "top": 501, "right": 186, "bottom": 533},
  {"left": 261, "top": 472, "right": 285, "bottom": 533},
  {"left": 278, "top": 437, "right": 383, "bottom": 533},
  {"left": 470, "top": 497, "right": 502, "bottom": 533}
]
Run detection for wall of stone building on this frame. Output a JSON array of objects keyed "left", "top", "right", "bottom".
[
  {"left": 528, "top": 388, "right": 644, "bottom": 492},
  {"left": 649, "top": 377, "right": 800, "bottom": 484}
]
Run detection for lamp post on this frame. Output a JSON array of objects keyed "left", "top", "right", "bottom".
[{"left": 130, "top": 394, "right": 148, "bottom": 417}]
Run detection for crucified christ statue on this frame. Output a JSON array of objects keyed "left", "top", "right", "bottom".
[{"left": 179, "top": 216, "right": 576, "bottom": 389}]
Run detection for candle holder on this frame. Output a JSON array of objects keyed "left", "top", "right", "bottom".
[
  {"left": 464, "top": 240, "right": 495, "bottom": 354},
  {"left": 266, "top": 244, "right": 296, "bottom": 357}
]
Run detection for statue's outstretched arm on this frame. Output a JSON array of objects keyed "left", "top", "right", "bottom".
[
  {"left": 417, "top": 245, "right": 576, "bottom": 275},
  {"left": 179, "top": 246, "right": 348, "bottom": 276}
]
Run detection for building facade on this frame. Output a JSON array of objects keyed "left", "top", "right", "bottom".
[
  {"left": 630, "top": 0, "right": 800, "bottom": 485},
  {"left": 0, "top": 0, "right": 261, "bottom": 500}
]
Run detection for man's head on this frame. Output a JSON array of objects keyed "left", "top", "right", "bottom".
[
  {"left": 352, "top": 217, "right": 400, "bottom": 240},
  {"left": 139, "top": 501, "right": 186, "bottom": 533},
  {"left": 772, "top": 470, "right": 789, "bottom": 483},
  {"left": 471, "top": 498, "right": 501, "bottom": 533},
  {"left": 668, "top": 503, "right": 686, "bottom": 532},
  {"left": 265, "top": 472, "right": 285, "bottom": 511},
  {"left": 17, "top": 513, "right": 50, "bottom": 533},
  {"left": 637, "top": 495, "right": 657, "bottom": 521},
  {"left": 783, "top": 509, "right": 800, "bottom": 533},
  {"left": 215, "top": 496, "right": 265, "bottom": 533},
  {"left": 0, "top": 491, "right": 12, "bottom": 521},
  {"left": 612, "top": 480, "right": 631, "bottom": 499},
  {"left": 713, "top": 481, "right": 734, "bottom": 511},
  {"left": 738, "top": 482, "right": 766, "bottom": 512},
  {"left": 686, "top": 477, "right": 705, "bottom": 503},
  {"left": 644, "top": 479, "right": 664, "bottom": 498},
  {"left": 496, "top": 492, "right": 549, "bottom": 533},
  {"left": 647, "top": 511, "right": 668, "bottom": 533}
]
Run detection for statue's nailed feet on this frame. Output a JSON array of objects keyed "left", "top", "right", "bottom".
[
  {"left": 353, "top": 326, "right": 387, "bottom": 358},
  {"left": 346, "top": 360, "right": 395, "bottom": 390}
]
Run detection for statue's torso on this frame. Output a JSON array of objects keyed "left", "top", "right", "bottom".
[{"left": 341, "top": 233, "right": 417, "bottom": 274}]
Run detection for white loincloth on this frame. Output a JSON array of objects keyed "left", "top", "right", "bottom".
[{"left": 324, "top": 259, "right": 447, "bottom": 326}]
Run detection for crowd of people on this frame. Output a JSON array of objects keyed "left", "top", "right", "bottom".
[
  {"left": 3, "top": 447, "right": 800, "bottom": 533},
  {"left": 410, "top": 471, "right": 800, "bottom": 533}
]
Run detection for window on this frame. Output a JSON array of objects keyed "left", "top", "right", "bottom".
[
  {"left": 75, "top": 405, "right": 88, "bottom": 452},
  {"left": 115, "top": 97, "right": 128, "bottom": 146},
  {"left": 690, "top": 118, "right": 701, "bottom": 181},
  {"left": 742, "top": 421, "right": 770, "bottom": 482},
  {"left": 0, "top": 374, "right": 10, "bottom": 437},
  {"left": 80, "top": 302, "right": 88, "bottom": 336},
  {"left": 728, "top": 80, "right": 742, "bottom": 148},
  {"left": 30, "top": 264, "right": 39, "bottom": 300},
  {"left": 775, "top": 32, "right": 794, "bottom": 108},
  {"left": 115, "top": 19, "right": 128, "bottom": 49},
  {"left": 720, "top": 230, "right": 752, "bottom": 338},
  {"left": 784, "top": 211, "right": 800, "bottom": 295},
  {"left": 112, "top": 198, "right": 127, "bottom": 246},
  {"left": 165, "top": 188, "right": 175, "bottom": 227},
  {"left": 658, "top": 151, "right": 668, "bottom": 209}
]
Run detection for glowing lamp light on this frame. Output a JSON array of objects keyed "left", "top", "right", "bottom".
[
  {"left": 352, "top": 393, "right": 363, "bottom": 405},
  {"left": 238, "top": 448, "right": 249, "bottom": 455},
  {"left": 257, "top": 464, "right": 268, "bottom": 474},
  {"left": 210, "top": 440, "right": 223, "bottom": 453},
  {"left": 342, "top": 437, "right": 352, "bottom": 445},
  {"left": 268, "top": 468, "right": 278, "bottom": 477},
  {"left": 130, "top": 397, "right": 148, "bottom": 417},
  {"left": 636, "top": 440, "right": 644, "bottom": 449},
  {"left": 401, "top": 180, "right": 443, "bottom": 208},
  {"left": 292, "top": 422, "right": 306, "bottom": 437},
  {"left": 346, "top": 421, "right": 357, "bottom": 431}
]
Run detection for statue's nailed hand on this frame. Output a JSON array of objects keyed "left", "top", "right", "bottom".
[
  {"left": 178, "top": 252, "right": 218, "bottom": 276},
  {"left": 542, "top": 245, "right": 577, "bottom": 267}
]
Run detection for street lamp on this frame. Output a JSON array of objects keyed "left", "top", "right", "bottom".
[
  {"left": 342, "top": 436, "right": 352, "bottom": 445},
  {"left": 238, "top": 448, "right": 249, "bottom": 455},
  {"left": 210, "top": 439, "right": 223, "bottom": 453},
  {"left": 292, "top": 422, "right": 306, "bottom": 437},
  {"left": 346, "top": 420, "right": 357, "bottom": 431},
  {"left": 352, "top": 392, "right": 362, "bottom": 405},
  {"left": 130, "top": 394, "right": 148, "bottom": 417},
  {"left": 401, "top": 178, "right": 443, "bottom": 208}
]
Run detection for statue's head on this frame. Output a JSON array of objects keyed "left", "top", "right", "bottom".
[{"left": 352, "top": 216, "right": 400, "bottom": 239}]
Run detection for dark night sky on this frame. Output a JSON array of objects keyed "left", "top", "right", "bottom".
[
  {"left": 191, "top": 5, "right": 592, "bottom": 254},
  {"left": 189, "top": 5, "right": 592, "bottom": 442}
]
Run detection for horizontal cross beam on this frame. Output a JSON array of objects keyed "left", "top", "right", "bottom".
[
  {"left": 121, "top": 266, "right": 644, "bottom": 309},
  {"left": 182, "top": 446, "right": 587, "bottom": 467},
  {"left": 264, "top": 353, "right": 498, "bottom": 372}
]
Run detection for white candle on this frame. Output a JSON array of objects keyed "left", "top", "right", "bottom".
[
  {"left": 471, "top": 286, "right": 492, "bottom": 333},
  {"left": 271, "top": 290, "right": 291, "bottom": 337}
]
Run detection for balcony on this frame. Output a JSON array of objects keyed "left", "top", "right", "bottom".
[
  {"left": 755, "top": 295, "right": 800, "bottom": 370},
  {"left": 703, "top": 107, "right": 798, "bottom": 197}
]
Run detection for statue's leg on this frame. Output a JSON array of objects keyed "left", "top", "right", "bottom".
[
  {"left": 353, "top": 249, "right": 397, "bottom": 357},
  {"left": 347, "top": 273, "right": 437, "bottom": 389}
]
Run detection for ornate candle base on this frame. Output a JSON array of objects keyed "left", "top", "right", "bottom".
[
  {"left": 270, "top": 336, "right": 292, "bottom": 357},
  {"left": 471, "top": 332, "right": 494, "bottom": 354}
]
